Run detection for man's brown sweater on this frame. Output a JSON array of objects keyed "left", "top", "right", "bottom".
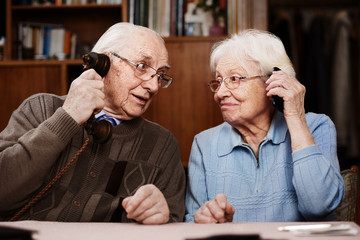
[{"left": 0, "top": 93, "right": 185, "bottom": 222}]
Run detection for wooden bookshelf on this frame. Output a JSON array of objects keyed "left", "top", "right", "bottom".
[
  {"left": 0, "top": 0, "right": 128, "bottom": 139},
  {"left": 5, "top": 1, "right": 127, "bottom": 61}
]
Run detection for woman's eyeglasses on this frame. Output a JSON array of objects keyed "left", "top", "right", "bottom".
[{"left": 208, "top": 75, "right": 268, "bottom": 92}]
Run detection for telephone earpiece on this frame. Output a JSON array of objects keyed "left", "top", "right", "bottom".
[
  {"left": 84, "top": 114, "right": 112, "bottom": 144},
  {"left": 82, "top": 52, "right": 113, "bottom": 143},
  {"left": 82, "top": 52, "right": 110, "bottom": 77},
  {"left": 271, "top": 67, "right": 284, "bottom": 113}
]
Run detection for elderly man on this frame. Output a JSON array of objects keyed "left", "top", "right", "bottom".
[{"left": 0, "top": 23, "right": 185, "bottom": 224}]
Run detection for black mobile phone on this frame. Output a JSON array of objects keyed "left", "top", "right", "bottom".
[
  {"left": 82, "top": 52, "right": 113, "bottom": 143},
  {"left": 271, "top": 67, "right": 284, "bottom": 113}
]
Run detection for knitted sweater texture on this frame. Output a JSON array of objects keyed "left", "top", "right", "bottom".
[{"left": 0, "top": 93, "right": 185, "bottom": 222}]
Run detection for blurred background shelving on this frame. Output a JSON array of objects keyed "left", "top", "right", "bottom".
[{"left": 0, "top": 0, "right": 359, "bottom": 170}]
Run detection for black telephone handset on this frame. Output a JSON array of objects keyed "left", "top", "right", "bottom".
[
  {"left": 82, "top": 52, "right": 111, "bottom": 78},
  {"left": 271, "top": 67, "right": 284, "bottom": 113},
  {"left": 82, "top": 52, "right": 113, "bottom": 143}
]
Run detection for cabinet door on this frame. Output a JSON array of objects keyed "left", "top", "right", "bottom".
[{"left": 0, "top": 65, "right": 65, "bottom": 130}]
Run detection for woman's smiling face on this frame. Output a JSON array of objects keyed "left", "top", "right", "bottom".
[{"left": 213, "top": 54, "right": 272, "bottom": 127}]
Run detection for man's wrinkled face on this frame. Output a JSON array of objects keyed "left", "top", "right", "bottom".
[{"left": 103, "top": 30, "right": 169, "bottom": 120}]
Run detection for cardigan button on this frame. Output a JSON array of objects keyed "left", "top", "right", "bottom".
[
  {"left": 73, "top": 200, "right": 81, "bottom": 207},
  {"left": 89, "top": 171, "right": 97, "bottom": 178}
]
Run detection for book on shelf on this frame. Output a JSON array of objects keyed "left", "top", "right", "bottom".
[
  {"left": 15, "top": 0, "right": 122, "bottom": 6},
  {"left": 42, "top": 26, "right": 51, "bottom": 57},
  {"left": 18, "top": 22, "right": 76, "bottom": 60},
  {"left": 49, "top": 28, "right": 65, "bottom": 57},
  {"left": 128, "top": 0, "right": 233, "bottom": 37},
  {"left": 34, "top": 27, "right": 44, "bottom": 56},
  {"left": 227, "top": 0, "right": 237, "bottom": 35},
  {"left": 128, "top": 0, "right": 149, "bottom": 27},
  {"left": 63, "top": 30, "right": 72, "bottom": 55},
  {"left": 134, "top": 0, "right": 172, "bottom": 37}
]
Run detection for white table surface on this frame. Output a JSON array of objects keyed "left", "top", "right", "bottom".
[{"left": 0, "top": 221, "right": 359, "bottom": 240}]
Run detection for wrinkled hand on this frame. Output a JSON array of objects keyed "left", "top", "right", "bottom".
[
  {"left": 194, "top": 194, "right": 235, "bottom": 223},
  {"left": 122, "top": 184, "right": 170, "bottom": 225},
  {"left": 62, "top": 69, "right": 105, "bottom": 124},
  {"left": 266, "top": 69, "right": 315, "bottom": 151},
  {"left": 265, "top": 69, "right": 306, "bottom": 118}
]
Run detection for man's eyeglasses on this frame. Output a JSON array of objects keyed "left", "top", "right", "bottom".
[
  {"left": 208, "top": 75, "right": 268, "bottom": 92},
  {"left": 111, "top": 52, "right": 173, "bottom": 88}
]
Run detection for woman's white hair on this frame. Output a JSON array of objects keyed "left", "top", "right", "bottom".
[
  {"left": 92, "top": 22, "right": 164, "bottom": 54},
  {"left": 210, "top": 29, "right": 295, "bottom": 77}
]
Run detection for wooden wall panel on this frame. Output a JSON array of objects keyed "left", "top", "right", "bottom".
[
  {"left": 0, "top": 65, "right": 62, "bottom": 130},
  {"left": 143, "top": 39, "right": 224, "bottom": 166}
]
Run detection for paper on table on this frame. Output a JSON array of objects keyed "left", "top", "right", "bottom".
[
  {"left": 278, "top": 224, "right": 358, "bottom": 236},
  {"left": 278, "top": 224, "right": 332, "bottom": 231}
]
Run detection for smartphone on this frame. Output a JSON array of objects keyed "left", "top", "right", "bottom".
[{"left": 271, "top": 67, "right": 284, "bottom": 112}]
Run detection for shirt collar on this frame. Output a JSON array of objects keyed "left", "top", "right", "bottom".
[
  {"left": 217, "top": 111, "right": 288, "bottom": 156},
  {"left": 95, "top": 110, "right": 122, "bottom": 125}
]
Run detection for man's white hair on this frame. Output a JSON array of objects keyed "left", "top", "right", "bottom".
[{"left": 92, "top": 22, "right": 164, "bottom": 54}]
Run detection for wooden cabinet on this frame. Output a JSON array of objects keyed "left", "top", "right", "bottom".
[
  {"left": 0, "top": 59, "right": 82, "bottom": 129},
  {"left": 0, "top": 0, "right": 128, "bottom": 134},
  {"left": 1, "top": 0, "right": 267, "bottom": 166},
  {"left": 3, "top": 0, "right": 128, "bottom": 60}
]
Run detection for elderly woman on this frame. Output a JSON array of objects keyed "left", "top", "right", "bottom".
[{"left": 185, "top": 29, "right": 344, "bottom": 223}]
